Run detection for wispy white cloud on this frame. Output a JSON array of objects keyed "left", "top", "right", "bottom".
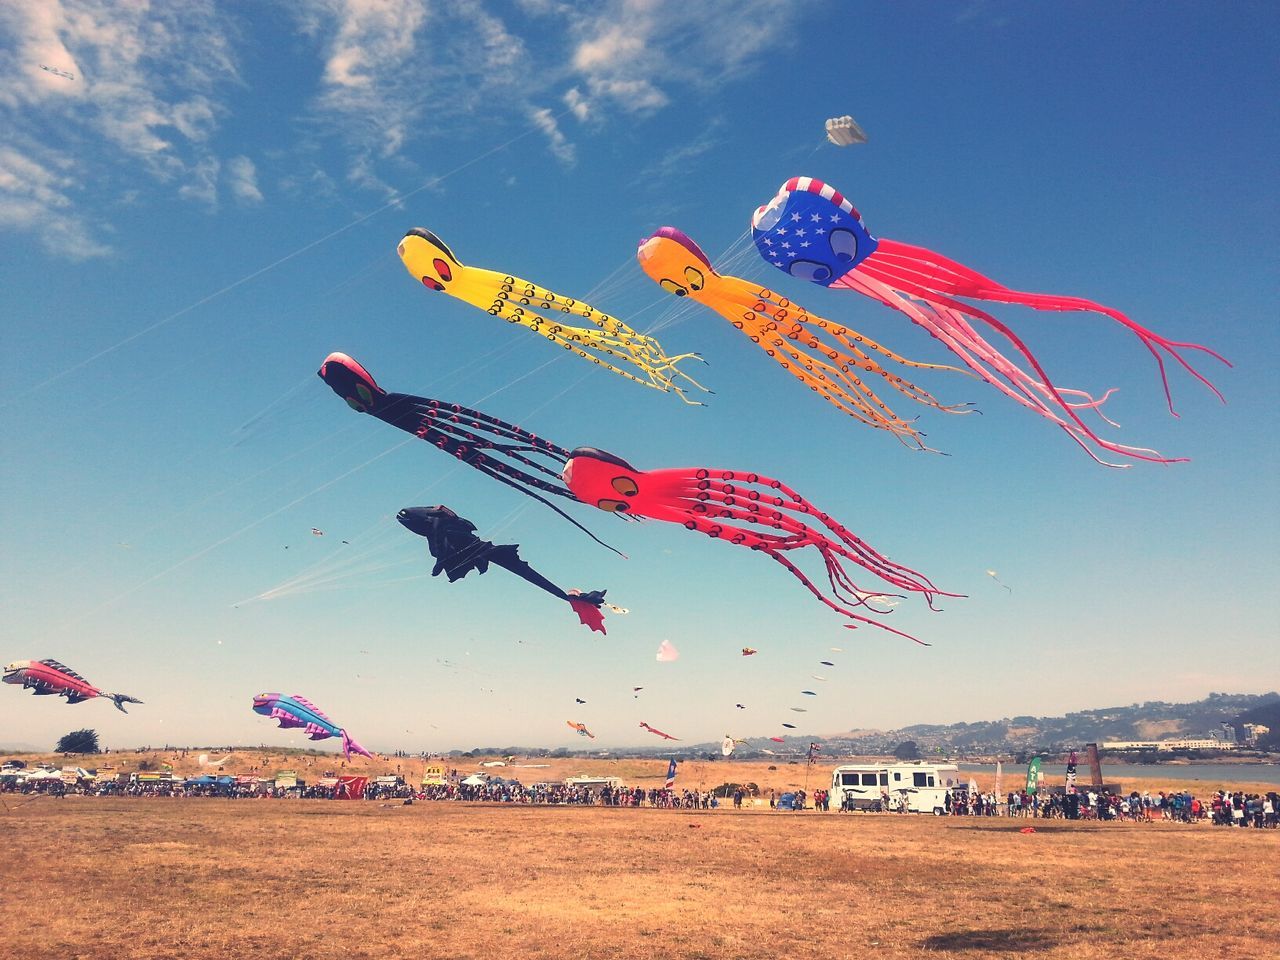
[
  {"left": 639, "top": 121, "right": 724, "bottom": 181},
  {"left": 292, "top": 0, "right": 790, "bottom": 181},
  {"left": 0, "top": 0, "right": 800, "bottom": 254},
  {"left": 954, "top": 0, "right": 1011, "bottom": 28},
  {"left": 529, "top": 106, "right": 575, "bottom": 165},
  {"left": 563, "top": 86, "right": 590, "bottom": 122},
  {"left": 226, "top": 155, "right": 263, "bottom": 205},
  {"left": 0, "top": 0, "right": 242, "bottom": 254},
  {"left": 569, "top": 16, "right": 667, "bottom": 114},
  {"left": 559, "top": 0, "right": 788, "bottom": 114},
  {"left": 178, "top": 156, "right": 221, "bottom": 208},
  {"left": 278, "top": 165, "right": 340, "bottom": 203},
  {"left": 0, "top": 144, "right": 109, "bottom": 259},
  {"left": 292, "top": 0, "right": 432, "bottom": 196}
]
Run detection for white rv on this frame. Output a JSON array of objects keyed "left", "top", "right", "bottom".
[{"left": 831, "top": 762, "right": 961, "bottom": 815}]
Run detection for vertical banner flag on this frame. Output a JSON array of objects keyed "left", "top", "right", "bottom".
[
  {"left": 664, "top": 758, "right": 677, "bottom": 789},
  {"left": 1065, "top": 750, "right": 1079, "bottom": 794},
  {"left": 1025, "top": 756, "right": 1043, "bottom": 795},
  {"left": 995, "top": 760, "right": 1003, "bottom": 798},
  {"left": 1086, "top": 743, "right": 1104, "bottom": 787}
]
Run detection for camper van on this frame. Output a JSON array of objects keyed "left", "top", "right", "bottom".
[{"left": 830, "top": 762, "right": 961, "bottom": 815}]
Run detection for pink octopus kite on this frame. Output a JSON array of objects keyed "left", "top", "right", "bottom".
[{"left": 752, "top": 177, "right": 1230, "bottom": 466}]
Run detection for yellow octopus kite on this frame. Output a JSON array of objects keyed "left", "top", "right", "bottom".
[
  {"left": 637, "top": 226, "right": 973, "bottom": 448},
  {"left": 398, "top": 228, "right": 709, "bottom": 404}
]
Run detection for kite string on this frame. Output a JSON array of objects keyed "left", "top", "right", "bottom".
[
  {"left": 237, "top": 343, "right": 600, "bottom": 604},
  {"left": 11, "top": 106, "right": 576, "bottom": 404},
  {"left": 54, "top": 438, "right": 416, "bottom": 630}
]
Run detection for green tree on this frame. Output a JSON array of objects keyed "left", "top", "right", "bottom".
[
  {"left": 55, "top": 728, "right": 100, "bottom": 754},
  {"left": 892, "top": 740, "right": 920, "bottom": 761}
]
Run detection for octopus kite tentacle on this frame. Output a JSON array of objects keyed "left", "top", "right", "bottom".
[
  {"left": 317, "top": 352, "right": 623, "bottom": 555},
  {"left": 637, "top": 226, "right": 971, "bottom": 449},
  {"left": 563, "top": 448, "right": 956, "bottom": 643},
  {"left": 397, "top": 229, "right": 711, "bottom": 404},
  {"left": 408, "top": 399, "right": 573, "bottom": 488},
  {"left": 870, "top": 239, "right": 1229, "bottom": 411},
  {"left": 840, "top": 272, "right": 1171, "bottom": 466},
  {"left": 751, "top": 177, "right": 1230, "bottom": 465}
]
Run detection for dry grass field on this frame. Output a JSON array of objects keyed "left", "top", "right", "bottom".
[{"left": 3, "top": 794, "right": 1277, "bottom": 960}]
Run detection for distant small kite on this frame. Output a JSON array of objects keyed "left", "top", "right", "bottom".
[
  {"left": 986, "top": 569, "right": 1013, "bottom": 593},
  {"left": 311, "top": 528, "right": 325, "bottom": 536},
  {"left": 825, "top": 115, "right": 867, "bottom": 146},
  {"left": 640, "top": 721, "right": 679, "bottom": 741},
  {"left": 567, "top": 720, "right": 595, "bottom": 739},
  {"left": 735, "top": 703, "right": 746, "bottom": 709},
  {"left": 39, "top": 64, "right": 75, "bottom": 80},
  {"left": 656, "top": 640, "right": 679, "bottom": 662},
  {"left": 741, "top": 647, "right": 757, "bottom": 656},
  {"left": 575, "top": 698, "right": 587, "bottom": 704}
]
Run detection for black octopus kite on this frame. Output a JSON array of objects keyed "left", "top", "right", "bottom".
[{"left": 317, "top": 352, "right": 621, "bottom": 556}]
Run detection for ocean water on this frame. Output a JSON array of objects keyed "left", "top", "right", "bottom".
[{"left": 957, "top": 762, "right": 1280, "bottom": 787}]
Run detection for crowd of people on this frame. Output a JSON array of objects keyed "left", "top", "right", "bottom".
[
  {"left": 5, "top": 766, "right": 1275, "bottom": 827},
  {"left": 860, "top": 786, "right": 1280, "bottom": 827}
]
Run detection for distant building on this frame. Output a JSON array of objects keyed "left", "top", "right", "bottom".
[
  {"left": 1242, "top": 723, "right": 1270, "bottom": 745},
  {"left": 1101, "top": 738, "right": 1236, "bottom": 752}
]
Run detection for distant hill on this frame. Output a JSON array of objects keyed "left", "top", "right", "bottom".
[{"left": 819, "top": 692, "right": 1280, "bottom": 758}]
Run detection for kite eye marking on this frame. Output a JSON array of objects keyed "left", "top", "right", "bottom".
[
  {"left": 611, "top": 476, "right": 639, "bottom": 496},
  {"left": 829, "top": 228, "right": 858, "bottom": 262},
  {"left": 421, "top": 276, "right": 444, "bottom": 291},
  {"left": 597, "top": 498, "right": 629, "bottom": 513},
  {"left": 345, "top": 384, "right": 374, "bottom": 412},
  {"left": 788, "top": 259, "right": 831, "bottom": 283},
  {"left": 433, "top": 259, "right": 453, "bottom": 282},
  {"left": 683, "top": 266, "right": 705, "bottom": 291},
  {"left": 659, "top": 278, "right": 687, "bottom": 297}
]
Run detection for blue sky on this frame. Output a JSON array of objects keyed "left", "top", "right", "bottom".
[{"left": 2, "top": 1, "right": 1277, "bottom": 756}]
